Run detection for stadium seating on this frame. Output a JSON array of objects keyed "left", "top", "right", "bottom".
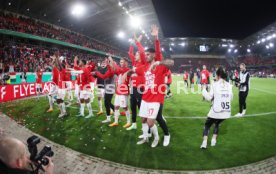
[
  {"left": 0, "top": 11, "right": 124, "bottom": 57},
  {"left": 0, "top": 36, "right": 103, "bottom": 73}
]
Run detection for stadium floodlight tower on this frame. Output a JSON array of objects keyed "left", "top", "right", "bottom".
[{"left": 71, "top": 3, "right": 86, "bottom": 17}]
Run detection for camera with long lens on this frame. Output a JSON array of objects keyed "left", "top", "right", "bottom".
[{"left": 27, "top": 135, "right": 54, "bottom": 173}]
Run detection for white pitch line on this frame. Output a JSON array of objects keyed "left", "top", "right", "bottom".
[
  {"left": 251, "top": 88, "right": 276, "bottom": 95},
  {"left": 164, "top": 111, "right": 276, "bottom": 119}
]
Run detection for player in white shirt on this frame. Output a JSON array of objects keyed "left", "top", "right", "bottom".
[{"left": 200, "top": 67, "right": 233, "bottom": 149}]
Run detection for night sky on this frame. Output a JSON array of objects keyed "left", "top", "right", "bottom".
[{"left": 152, "top": 0, "right": 276, "bottom": 39}]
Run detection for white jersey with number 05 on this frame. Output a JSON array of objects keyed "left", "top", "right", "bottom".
[{"left": 202, "top": 79, "right": 233, "bottom": 119}]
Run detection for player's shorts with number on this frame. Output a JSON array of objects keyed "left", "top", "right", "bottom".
[
  {"left": 139, "top": 100, "right": 160, "bottom": 119},
  {"left": 57, "top": 88, "right": 66, "bottom": 100},
  {"left": 97, "top": 88, "right": 105, "bottom": 98},
  {"left": 114, "top": 95, "right": 128, "bottom": 108},
  {"left": 80, "top": 90, "right": 92, "bottom": 100}
]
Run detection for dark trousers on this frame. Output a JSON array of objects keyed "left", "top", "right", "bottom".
[
  {"left": 239, "top": 91, "right": 248, "bottom": 113},
  {"left": 203, "top": 117, "right": 225, "bottom": 136},
  {"left": 130, "top": 87, "right": 143, "bottom": 123},
  {"left": 104, "top": 93, "right": 114, "bottom": 116},
  {"left": 184, "top": 80, "right": 188, "bottom": 87},
  {"left": 166, "top": 84, "right": 171, "bottom": 95},
  {"left": 156, "top": 104, "right": 170, "bottom": 136}
]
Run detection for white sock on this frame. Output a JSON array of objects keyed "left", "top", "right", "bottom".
[
  {"left": 150, "top": 124, "right": 159, "bottom": 141},
  {"left": 114, "top": 110, "right": 119, "bottom": 123},
  {"left": 106, "top": 115, "right": 111, "bottom": 121},
  {"left": 142, "top": 123, "right": 149, "bottom": 140},
  {"left": 61, "top": 103, "right": 66, "bottom": 114},
  {"left": 76, "top": 94, "right": 80, "bottom": 103},
  {"left": 125, "top": 110, "right": 131, "bottom": 124},
  {"left": 80, "top": 103, "right": 85, "bottom": 115},
  {"left": 86, "top": 102, "right": 93, "bottom": 115},
  {"left": 69, "top": 91, "right": 73, "bottom": 100},
  {"left": 98, "top": 99, "right": 103, "bottom": 112},
  {"left": 48, "top": 96, "right": 53, "bottom": 109}
]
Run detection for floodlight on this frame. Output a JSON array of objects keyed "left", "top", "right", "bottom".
[
  {"left": 71, "top": 3, "right": 86, "bottom": 17},
  {"left": 117, "top": 31, "right": 125, "bottom": 38}
]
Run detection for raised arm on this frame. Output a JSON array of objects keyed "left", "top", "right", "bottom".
[
  {"left": 134, "top": 33, "right": 146, "bottom": 64},
  {"left": 128, "top": 45, "right": 135, "bottom": 66},
  {"left": 151, "top": 25, "right": 162, "bottom": 61},
  {"left": 73, "top": 56, "right": 81, "bottom": 70}
]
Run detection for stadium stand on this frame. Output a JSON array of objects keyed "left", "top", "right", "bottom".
[{"left": 0, "top": 11, "right": 125, "bottom": 57}]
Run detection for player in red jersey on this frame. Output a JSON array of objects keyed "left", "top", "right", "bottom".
[
  {"left": 106, "top": 56, "right": 131, "bottom": 128},
  {"left": 126, "top": 33, "right": 146, "bottom": 130},
  {"left": 56, "top": 56, "right": 68, "bottom": 118},
  {"left": 64, "top": 59, "right": 73, "bottom": 102},
  {"left": 124, "top": 25, "right": 174, "bottom": 147},
  {"left": 68, "top": 56, "right": 95, "bottom": 118},
  {"left": 87, "top": 60, "right": 96, "bottom": 103},
  {"left": 183, "top": 70, "right": 189, "bottom": 88},
  {"left": 201, "top": 65, "right": 210, "bottom": 101},
  {"left": 36, "top": 66, "right": 43, "bottom": 100},
  {"left": 47, "top": 48, "right": 60, "bottom": 113},
  {"left": 201, "top": 65, "right": 210, "bottom": 86}
]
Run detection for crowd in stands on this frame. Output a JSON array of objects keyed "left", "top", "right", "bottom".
[
  {"left": 0, "top": 11, "right": 125, "bottom": 57},
  {"left": 233, "top": 55, "right": 276, "bottom": 66},
  {"left": 172, "top": 58, "right": 230, "bottom": 73},
  {"left": 0, "top": 36, "right": 104, "bottom": 74}
]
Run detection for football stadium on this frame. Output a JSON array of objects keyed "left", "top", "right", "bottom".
[{"left": 0, "top": 0, "right": 276, "bottom": 174}]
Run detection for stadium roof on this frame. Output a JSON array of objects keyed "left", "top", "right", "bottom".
[
  {"left": 0, "top": 0, "right": 162, "bottom": 51},
  {"left": 1, "top": 0, "right": 275, "bottom": 56}
]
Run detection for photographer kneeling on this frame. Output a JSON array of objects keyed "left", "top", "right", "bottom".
[{"left": 0, "top": 137, "right": 54, "bottom": 174}]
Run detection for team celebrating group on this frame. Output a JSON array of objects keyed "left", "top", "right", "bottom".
[{"left": 35, "top": 25, "right": 250, "bottom": 149}]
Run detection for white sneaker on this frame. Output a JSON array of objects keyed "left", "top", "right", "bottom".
[
  {"left": 211, "top": 139, "right": 216, "bottom": 146},
  {"left": 58, "top": 113, "right": 66, "bottom": 118},
  {"left": 242, "top": 109, "right": 246, "bottom": 115},
  {"left": 101, "top": 119, "right": 111, "bottom": 123},
  {"left": 137, "top": 138, "right": 148, "bottom": 145},
  {"left": 151, "top": 139, "right": 159, "bottom": 148},
  {"left": 138, "top": 133, "right": 152, "bottom": 139},
  {"left": 85, "top": 114, "right": 94, "bottom": 119},
  {"left": 163, "top": 135, "right": 170, "bottom": 147},
  {"left": 200, "top": 140, "right": 207, "bottom": 149},
  {"left": 235, "top": 113, "right": 243, "bottom": 117},
  {"left": 76, "top": 114, "right": 84, "bottom": 117},
  {"left": 126, "top": 123, "right": 137, "bottom": 130}
]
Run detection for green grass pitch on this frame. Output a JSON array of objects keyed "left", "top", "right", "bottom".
[{"left": 0, "top": 76, "right": 276, "bottom": 170}]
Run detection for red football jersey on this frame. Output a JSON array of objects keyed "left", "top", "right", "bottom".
[
  {"left": 36, "top": 70, "right": 43, "bottom": 83},
  {"left": 57, "top": 69, "right": 66, "bottom": 89},
  {"left": 114, "top": 66, "right": 130, "bottom": 95},
  {"left": 183, "top": 72, "right": 188, "bottom": 80},
  {"left": 136, "top": 64, "right": 169, "bottom": 104},
  {"left": 201, "top": 69, "right": 210, "bottom": 84},
  {"left": 52, "top": 67, "right": 59, "bottom": 86}
]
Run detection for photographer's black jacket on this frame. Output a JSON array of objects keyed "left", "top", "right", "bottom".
[{"left": 0, "top": 161, "right": 34, "bottom": 174}]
